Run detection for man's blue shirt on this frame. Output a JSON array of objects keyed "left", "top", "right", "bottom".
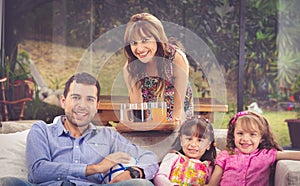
[{"left": 26, "top": 116, "right": 158, "bottom": 185}]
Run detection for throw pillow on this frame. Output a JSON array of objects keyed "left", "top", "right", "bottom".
[{"left": 0, "top": 129, "right": 29, "bottom": 180}]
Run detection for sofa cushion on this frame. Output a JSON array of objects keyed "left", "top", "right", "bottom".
[
  {"left": 275, "top": 160, "right": 300, "bottom": 186},
  {"left": 0, "top": 129, "right": 29, "bottom": 179},
  {"left": 214, "top": 129, "right": 227, "bottom": 151}
]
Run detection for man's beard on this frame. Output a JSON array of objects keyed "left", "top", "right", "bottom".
[{"left": 65, "top": 112, "right": 90, "bottom": 128}]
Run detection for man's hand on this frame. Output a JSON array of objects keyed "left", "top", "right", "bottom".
[
  {"left": 86, "top": 152, "right": 131, "bottom": 176},
  {"left": 109, "top": 167, "right": 143, "bottom": 183},
  {"left": 102, "top": 152, "right": 132, "bottom": 171},
  {"left": 109, "top": 170, "right": 132, "bottom": 183}
]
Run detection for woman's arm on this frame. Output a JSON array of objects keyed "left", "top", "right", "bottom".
[
  {"left": 204, "top": 165, "right": 223, "bottom": 186},
  {"left": 123, "top": 61, "right": 142, "bottom": 103},
  {"left": 173, "top": 50, "right": 190, "bottom": 121}
]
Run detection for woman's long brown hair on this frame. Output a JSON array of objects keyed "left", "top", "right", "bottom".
[{"left": 123, "top": 13, "right": 172, "bottom": 98}]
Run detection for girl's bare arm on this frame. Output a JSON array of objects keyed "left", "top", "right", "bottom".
[
  {"left": 276, "top": 151, "right": 300, "bottom": 160},
  {"left": 204, "top": 165, "right": 223, "bottom": 186}
]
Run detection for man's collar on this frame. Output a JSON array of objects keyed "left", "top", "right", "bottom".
[{"left": 54, "top": 115, "right": 97, "bottom": 137}]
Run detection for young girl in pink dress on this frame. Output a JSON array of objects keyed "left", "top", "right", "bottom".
[
  {"left": 154, "top": 117, "right": 217, "bottom": 186},
  {"left": 206, "top": 111, "right": 300, "bottom": 186}
]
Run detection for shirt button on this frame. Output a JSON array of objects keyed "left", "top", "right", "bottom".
[
  {"left": 75, "top": 146, "right": 79, "bottom": 148},
  {"left": 57, "top": 177, "right": 61, "bottom": 180},
  {"left": 75, "top": 160, "right": 79, "bottom": 163}
]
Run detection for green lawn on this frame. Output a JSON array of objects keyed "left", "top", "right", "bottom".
[
  {"left": 215, "top": 111, "right": 297, "bottom": 147},
  {"left": 264, "top": 111, "right": 296, "bottom": 148}
]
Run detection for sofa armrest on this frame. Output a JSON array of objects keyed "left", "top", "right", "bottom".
[{"left": 275, "top": 160, "right": 300, "bottom": 186}]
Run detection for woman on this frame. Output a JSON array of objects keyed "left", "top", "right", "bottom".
[{"left": 123, "top": 13, "right": 193, "bottom": 122}]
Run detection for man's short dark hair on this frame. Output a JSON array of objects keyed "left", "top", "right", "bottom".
[{"left": 63, "top": 72, "right": 101, "bottom": 101}]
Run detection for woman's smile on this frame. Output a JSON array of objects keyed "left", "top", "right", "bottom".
[
  {"left": 129, "top": 36, "right": 157, "bottom": 63},
  {"left": 136, "top": 50, "right": 150, "bottom": 59}
]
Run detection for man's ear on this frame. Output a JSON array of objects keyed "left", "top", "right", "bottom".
[{"left": 60, "top": 95, "right": 66, "bottom": 109}]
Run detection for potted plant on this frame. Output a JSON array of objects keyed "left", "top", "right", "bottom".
[
  {"left": 11, "top": 50, "right": 34, "bottom": 98},
  {"left": 1, "top": 49, "right": 35, "bottom": 120},
  {"left": 285, "top": 109, "right": 300, "bottom": 149},
  {"left": 284, "top": 74, "right": 300, "bottom": 149}
]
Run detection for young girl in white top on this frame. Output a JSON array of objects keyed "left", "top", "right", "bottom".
[
  {"left": 154, "top": 116, "right": 217, "bottom": 186},
  {"left": 206, "top": 111, "right": 300, "bottom": 186}
]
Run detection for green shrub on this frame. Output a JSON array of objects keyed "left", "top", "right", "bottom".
[{"left": 24, "top": 99, "right": 64, "bottom": 123}]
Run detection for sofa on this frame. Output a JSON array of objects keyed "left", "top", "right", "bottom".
[{"left": 0, "top": 120, "right": 300, "bottom": 186}]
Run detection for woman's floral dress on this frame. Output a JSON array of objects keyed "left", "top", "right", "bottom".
[{"left": 138, "top": 45, "right": 193, "bottom": 121}]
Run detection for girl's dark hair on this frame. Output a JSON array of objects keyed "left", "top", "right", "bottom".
[
  {"left": 63, "top": 72, "right": 101, "bottom": 102},
  {"left": 172, "top": 117, "right": 217, "bottom": 165},
  {"left": 226, "top": 111, "right": 282, "bottom": 155}
]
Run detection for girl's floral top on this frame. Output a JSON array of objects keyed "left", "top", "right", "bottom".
[
  {"left": 138, "top": 45, "right": 193, "bottom": 120},
  {"left": 154, "top": 152, "right": 210, "bottom": 186},
  {"left": 169, "top": 153, "right": 209, "bottom": 186}
]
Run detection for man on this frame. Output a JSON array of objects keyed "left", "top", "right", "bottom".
[{"left": 1, "top": 72, "right": 158, "bottom": 186}]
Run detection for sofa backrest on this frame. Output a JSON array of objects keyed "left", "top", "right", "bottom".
[{"left": 0, "top": 121, "right": 228, "bottom": 179}]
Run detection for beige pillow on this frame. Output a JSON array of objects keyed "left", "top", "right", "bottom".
[
  {"left": 1, "top": 121, "right": 35, "bottom": 134},
  {"left": 0, "top": 129, "right": 29, "bottom": 179},
  {"left": 0, "top": 120, "right": 113, "bottom": 134}
]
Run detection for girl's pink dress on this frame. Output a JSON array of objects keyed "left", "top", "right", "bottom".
[{"left": 216, "top": 148, "right": 277, "bottom": 186}]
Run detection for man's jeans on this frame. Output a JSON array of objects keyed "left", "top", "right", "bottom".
[{"left": 0, "top": 177, "right": 154, "bottom": 186}]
